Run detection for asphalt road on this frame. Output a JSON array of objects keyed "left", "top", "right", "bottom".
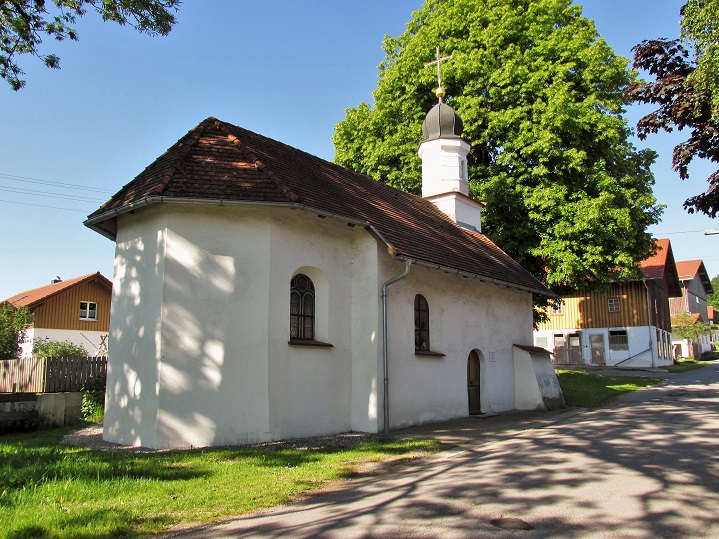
[{"left": 167, "top": 364, "right": 719, "bottom": 538}]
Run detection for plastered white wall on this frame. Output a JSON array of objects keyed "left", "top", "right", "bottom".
[
  {"left": 266, "top": 209, "right": 362, "bottom": 440},
  {"left": 381, "top": 260, "right": 535, "bottom": 428},
  {"left": 157, "top": 206, "right": 273, "bottom": 448},
  {"left": 513, "top": 347, "right": 564, "bottom": 410},
  {"left": 104, "top": 207, "right": 166, "bottom": 448}
]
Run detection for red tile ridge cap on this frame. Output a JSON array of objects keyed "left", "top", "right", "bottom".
[
  {"left": 155, "top": 119, "right": 208, "bottom": 195},
  {"left": 216, "top": 120, "right": 300, "bottom": 204}
]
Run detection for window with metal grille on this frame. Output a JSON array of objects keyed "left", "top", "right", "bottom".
[
  {"left": 79, "top": 301, "right": 97, "bottom": 321},
  {"left": 608, "top": 330, "right": 628, "bottom": 351},
  {"left": 608, "top": 298, "right": 620, "bottom": 313},
  {"left": 414, "top": 294, "right": 430, "bottom": 352},
  {"left": 290, "top": 274, "right": 315, "bottom": 340}
]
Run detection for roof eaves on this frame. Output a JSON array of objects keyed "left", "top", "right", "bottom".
[{"left": 396, "top": 255, "right": 557, "bottom": 298}]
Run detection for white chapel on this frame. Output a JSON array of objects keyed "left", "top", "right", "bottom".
[{"left": 86, "top": 97, "right": 563, "bottom": 449}]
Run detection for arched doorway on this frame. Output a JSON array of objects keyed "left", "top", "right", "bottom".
[{"left": 467, "top": 350, "right": 483, "bottom": 415}]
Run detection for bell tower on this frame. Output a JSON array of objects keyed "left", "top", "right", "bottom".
[{"left": 418, "top": 49, "right": 483, "bottom": 232}]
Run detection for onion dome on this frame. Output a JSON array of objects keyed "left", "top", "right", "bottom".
[{"left": 421, "top": 101, "right": 464, "bottom": 141}]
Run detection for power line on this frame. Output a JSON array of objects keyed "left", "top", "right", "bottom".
[
  {"left": 0, "top": 185, "right": 105, "bottom": 203},
  {"left": 0, "top": 172, "right": 115, "bottom": 194},
  {"left": 0, "top": 198, "right": 92, "bottom": 212}
]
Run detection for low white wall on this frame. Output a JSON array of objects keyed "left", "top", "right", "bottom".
[
  {"left": 513, "top": 347, "right": 564, "bottom": 410},
  {"left": 21, "top": 328, "right": 108, "bottom": 358}
]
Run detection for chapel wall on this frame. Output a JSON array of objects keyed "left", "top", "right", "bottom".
[
  {"left": 381, "top": 259, "right": 534, "bottom": 428},
  {"left": 104, "top": 207, "right": 167, "bottom": 448},
  {"left": 154, "top": 205, "right": 274, "bottom": 448}
]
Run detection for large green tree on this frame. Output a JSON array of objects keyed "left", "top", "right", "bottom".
[
  {"left": 333, "top": 0, "right": 661, "bottom": 301},
  {"left": 0, "top": 302, "right": 32, "bottom": 360},
  {"left": 1, "top": 0, "right": 181, "bottom": 91}
]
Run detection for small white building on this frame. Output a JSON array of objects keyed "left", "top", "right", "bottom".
[{"left": 86, "top": 104, "right": 562, "bottom": 449}]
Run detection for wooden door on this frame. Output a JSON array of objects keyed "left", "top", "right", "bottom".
[
  {"left": 467, "top": 350, "right": 481, "bottom": 415},
  {"left": 589, "top": 334, "right": 605, "bottom": 365}
]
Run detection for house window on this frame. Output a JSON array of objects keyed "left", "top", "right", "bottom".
[
  {"left": 608, "top": 298, "right": 620, "bottom": 313},
  {"left": 290, "top": 274, "right": 315, "bottom": 340},
  {"left": 414, "top": 294, "right": 430, "bottom": 352},
  {"left": 551, "top": 302, "right": 564, "bottom": 315},
  {"left": 609, "top": 330, "right": 629, "bottom": 351},
  {"left": 79, "top": 301, "right": 97, "bottom": 321}
]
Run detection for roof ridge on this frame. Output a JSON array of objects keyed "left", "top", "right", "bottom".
[
  {"left": 94, "top": 119, "right": 215, "bottom": 213},
  {"left": 214, "top": 119, "right": 300, "bottom": 203},
  {"left": 5, "top": 272, "right": 109, "bottom": 305},
  {"left": 155, "top": 118, "right": 213, "bottom": 195}
]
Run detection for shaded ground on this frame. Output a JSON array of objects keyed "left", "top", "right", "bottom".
[{"left": 165, "top": 364, "right": 719, "bottom": 538}]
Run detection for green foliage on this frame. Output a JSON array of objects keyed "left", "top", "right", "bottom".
[
  {"left": 681, "top": 0, "right": 719, "bottom": 118},
  {"left": 0, "top": 302, "right": 33, "bottom": 360},
  {"left": 555, "top": 369, "right": 661, "bottom": 407},
  {"left": 0, "top": 429, "right": 439, "bottom": 538},
  {"left": 707, "top": 275, "right": 719, "bottom": 309},
  {"left": 1, "top": 0, "right": 181, "bottom": 91},
  {"left": 80, "top": 375, "right": 106, "bottom": 422},
  {"left": 700, "top": 350, "right": 719, "bottom": 361},
  {"left": 333, "top": 0, "right": 661, "bottom": 305},
  {"left": 671, "top": 311, "right": 711, "bottom": 340},
  {"left": 81, "top": 390, "right": 104, "bottom": 422},
  {"left": 32, "top": 338, "right": 87, "bottom": 358}
]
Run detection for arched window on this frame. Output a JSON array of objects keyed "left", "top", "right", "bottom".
[
  {"left": 414, "top": 294, "right": 430, "bottom": 351},
  {"left": 290, "top": 274, "right": 315, "bottom": 340}
]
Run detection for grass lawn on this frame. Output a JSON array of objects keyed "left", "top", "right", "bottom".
[
  {"left": 663, "top": 360, "right": 705, "bottom": 373},
  {"left": 556, "top": 370, "right": 662, "bottom": 408},
  {"left": 0, "top": 428, "right": 440, "bottom": 538}
]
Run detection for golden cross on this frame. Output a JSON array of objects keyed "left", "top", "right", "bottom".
[{"left": 424, "top": 46, "right": 453, "bottom": 101}]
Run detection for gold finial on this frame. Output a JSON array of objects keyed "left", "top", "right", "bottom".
[{"left": 425, "top": 46, "right": 452, "bottom": 102}]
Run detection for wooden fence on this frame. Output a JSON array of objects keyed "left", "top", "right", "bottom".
[{"left": 0, "top": 356, "right": 107, "bottom": 393}]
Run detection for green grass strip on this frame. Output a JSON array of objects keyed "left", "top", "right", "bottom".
[
  {"left": 556, "top": 370, "right": 661, "bottom": 408},
  {"left": 0, "top": 428, "right": 439, "bottom": 538}
]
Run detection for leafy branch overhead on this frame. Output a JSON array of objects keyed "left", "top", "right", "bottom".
[
  {"left": 626, "top": 0, "right": 719, "bottom": 217},
  {"left": 1, "top": 0, "right": 181, "bottom": 91}
]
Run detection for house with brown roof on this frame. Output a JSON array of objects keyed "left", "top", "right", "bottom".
[
  {"left": 670, "top": 259, "right": 714, "bottom": 357},
  {"left": 85, "top": 105, "right": 562, "bottom": 449},
  {"left": 4, "top": 273, "right": 112, "bottom": 358},
  {"left": 534, "top": 238, "right": 681, "bottom": 367}
]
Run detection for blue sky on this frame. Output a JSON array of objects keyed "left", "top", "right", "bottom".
[{"left": 1, "top": 0, "right": 715, "bottom": 300}]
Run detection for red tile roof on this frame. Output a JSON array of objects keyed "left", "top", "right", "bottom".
[
  {"left": 4, "top": 272, "right": 112, "bottom": 308},
  {"left": 676, "top": 259, "right": 703, "bottom": 280},
  {"left": 676, "top": 259, "right": 713, "bottom": 294},
  {"left": 638, "top": 238, "right": 682, "bottom": 297},
  {"left": 85, "top": 118, "right": 552, "bottom": 296}
]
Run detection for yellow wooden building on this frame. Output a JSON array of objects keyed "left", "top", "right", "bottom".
[
  {"left": 4, "top": 272, "right": 112, "bottom": 357},
  {"left": 534, "top": 239, "right": 681, "bottom": 367}
]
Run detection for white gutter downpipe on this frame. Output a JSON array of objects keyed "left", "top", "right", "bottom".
[
  {"left": 381, "top": 259, "right": 412, "bottom": 435},
  {"left": 643, "top": 279, "right": 655, "bottom": 367}
]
